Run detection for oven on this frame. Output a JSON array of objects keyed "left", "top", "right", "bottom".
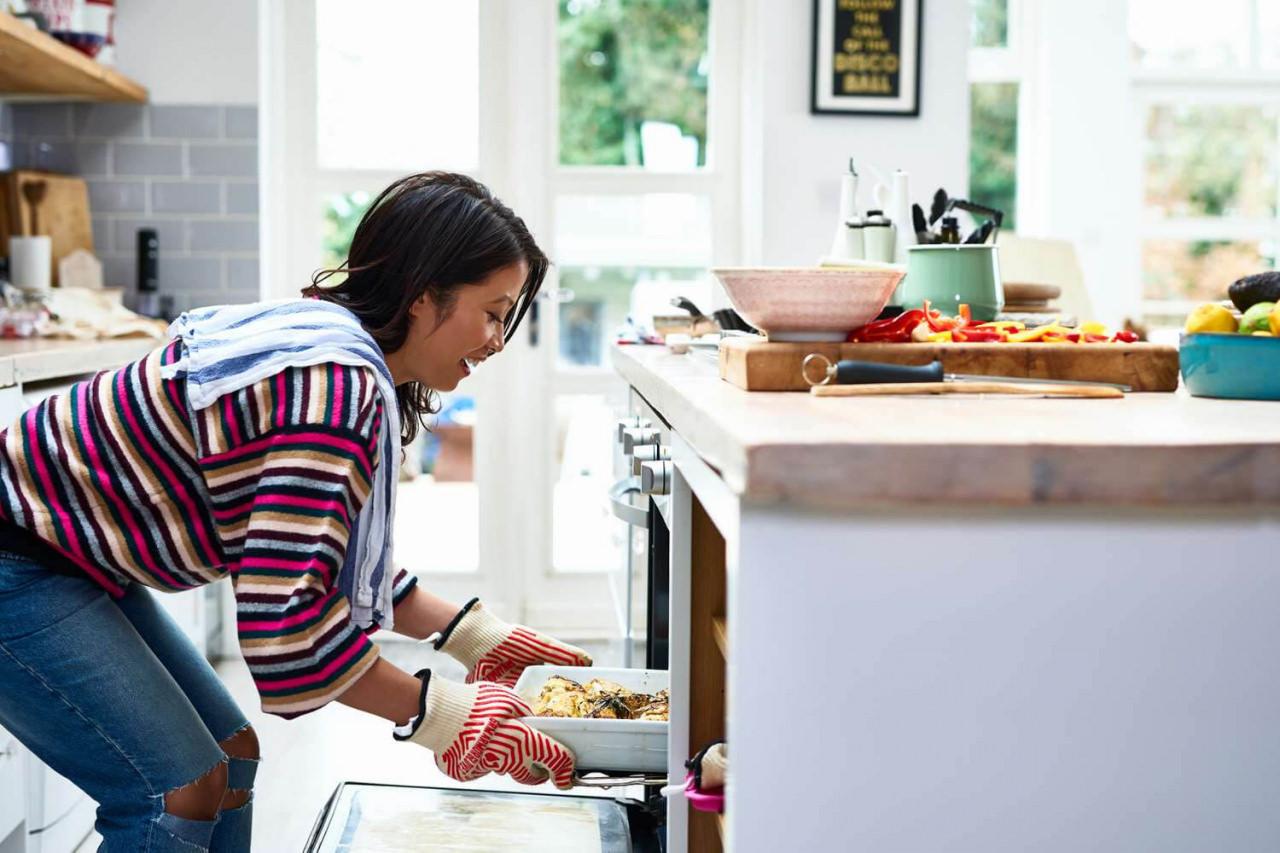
[{"left": 608, "top": 390, "right": 672, "bottom": 671}]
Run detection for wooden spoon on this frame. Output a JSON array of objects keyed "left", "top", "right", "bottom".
[{"left": 22, "top": 180, "right": 48, "bottom": 236}]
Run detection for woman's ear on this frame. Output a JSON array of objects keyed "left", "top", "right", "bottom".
[{"left": 408, "top": 294, "right": 431, "bottom": 322}]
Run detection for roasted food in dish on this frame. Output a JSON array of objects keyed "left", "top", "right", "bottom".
[{"left": 532, "top": 677, "right": 669, "bottom": 721}]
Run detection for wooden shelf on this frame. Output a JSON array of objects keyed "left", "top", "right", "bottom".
[
  {"left": 712, "top": 617, "right": 729, "bottom": 659},
  {"left": 0, "top": 12, "right": 146, "bottom": 102}
]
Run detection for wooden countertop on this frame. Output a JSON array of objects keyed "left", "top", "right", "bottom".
[
  {"left": 611, "top": 343, "right": 1280, "bottom": 509},
  {"left": 0, "top": 336, "right": 160, "bottom": 388}
]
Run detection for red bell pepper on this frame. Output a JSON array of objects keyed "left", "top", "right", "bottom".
[
  {"left": 951, "top": 327, "right": 1007, "bottom": 343},
  {"left": 1111, "top": 330, "right": 1140, "bottom": 343},
  {"left": 848, "top": 308, "right": 926, "bottom": 343}
]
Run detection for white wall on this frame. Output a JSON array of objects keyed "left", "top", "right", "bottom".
[
  {"left": 113, "top": 0, "right": 259, "bottom": 104},
  {"left": 741, "top": 0, "right": 971, "bottom": 267}
]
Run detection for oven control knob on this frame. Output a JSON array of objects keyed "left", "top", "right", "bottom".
[
  {"left": 640, "top": 461, "right": 672, "bottom": 495},
  {"left": 622, "top": 427, "right": 659, "bottom": 454},
  {"left": 631, "top": 444, "right": 671, "bottom": 476},
  {"left": 616, "top": 417, "right": 650, "bottom": 442}
]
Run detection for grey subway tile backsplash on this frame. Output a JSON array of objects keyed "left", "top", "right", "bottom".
[
  {"left": 87, "top": 180, "right": 148, "bottom": 213},
  {"left": 17, "top": 139, "right": 111, "bottom": 175},
  {"left": 152, "top": 181, "right": 222, "bottom": 214},
  {"left": 188, "top": 219, "right": 258, "bottom": 253},
  {"left": 161, "top": 256, "right": 224, "bottom": 291},
  {"left": 226, "top": 257, "right": 261, "bottom": 295},
  {"left": 10, "top": 102, "right": 260, "bottom": 310},
  {"left": 113, "top": 142, "right": 184, "bottom": 176},
  {"left": 224, "top": 182, "right": 259, "bottom": 214},
  {"left": 188, "top": 143, "right": 257, "bottom": 178},
  {"left": 149, "top": 106, "right": 221, "bottom": 139},
  {"left": 73, "top": 103, "right": 146, "bottom": 139},
  {"left": 91, "top": 216, "right": 113, "bottom": 254},
  {"left": 13, "top": 104, "right": 72, "bottom": 138},
  {"left": 224, "top": 107, "right": 258, "bottom": 140}
]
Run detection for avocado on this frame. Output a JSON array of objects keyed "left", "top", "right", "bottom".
[{"left": 1228, "top": 271, "right": 1280, "bottom": 312}]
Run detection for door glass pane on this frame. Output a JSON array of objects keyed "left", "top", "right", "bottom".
[
  {"left": 552, "top": 391, "right": 628, "bottom": 574},
  {"left": 1129, "top": 0, "right": 1250, "bottom": 70},
  {"left": 396, "top": 392, "right": 480, "bottom": 574},
  {"left": 554, "top": 193, "right": 714, "bottom": 367},
  {"left": 970, "top": 0, "right": 1008, "bottom": 48},
  {"left": 969, "top": 83, "right": 1018, "bottom": 230},
  {"left": 1145, "top": 104, "right": 1279, "bottom": 219},
  {"left": 1142, "top": 240, "right": 1276, "bottom": 303},
  {"left": 316, "top": 0, "right": 479, "bottom": 171},
  {"left": 558, "top": 0, "right": 710, "bottom": 168}
]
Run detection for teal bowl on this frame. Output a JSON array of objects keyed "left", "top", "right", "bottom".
[{"left": 1179, "top": 332, "right": 1280, "bottom": 400}]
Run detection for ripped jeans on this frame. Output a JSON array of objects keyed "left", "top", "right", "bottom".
[{"left": 0, "top": 552, "right": 256, "bottom": 852}]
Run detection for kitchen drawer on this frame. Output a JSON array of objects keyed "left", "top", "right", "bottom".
[{"left": 0, "top": 724, "right": 26, "bottom": 841}]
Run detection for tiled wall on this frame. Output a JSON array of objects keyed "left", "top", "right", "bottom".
[
  {"left": 0, "top": 104, "right": 11, "bottom": 150},
  {"left": 9, "top": 103, "right": 259, "bottom": 314}
]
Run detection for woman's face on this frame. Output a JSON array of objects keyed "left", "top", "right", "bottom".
[{"left": 386, "top": 261, "right": 528, "bottom": 391}]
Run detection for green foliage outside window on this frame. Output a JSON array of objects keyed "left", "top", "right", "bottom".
[
  {"left": 970, "top": 0, "right": 1008, "bottom": 47},
  {"left": 969, "top": 83, "right": 1018, "bottom": 230},
  {"left": 559, "top": 0, "right": 709, "bottom": 167},
  {"left": 321, "top": 191, "right": 374, "bottom": 275}
]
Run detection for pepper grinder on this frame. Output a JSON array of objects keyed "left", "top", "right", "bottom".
[{"left": 135, "top": 228, "right": 161, "bottom": 318}]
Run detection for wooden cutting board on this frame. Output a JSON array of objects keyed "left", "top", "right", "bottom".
[
  {"left": 1, "top": 170, "right": 94, "bottom": 286},
  {"left": 719, "top": 336, "right": 1180, "bottom": 392}
]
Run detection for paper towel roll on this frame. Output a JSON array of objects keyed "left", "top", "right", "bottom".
[{"left": 10, "top": 236, "right": 53, "bottom": 292}]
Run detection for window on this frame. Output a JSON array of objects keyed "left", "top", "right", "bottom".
[
  {"left": 1132, "top": 0, "right": 1280, "bottom": 327},
  {"left": 968, "top": 0, "right": 1019, "bottom": 230},
  {"left": 559, "top": 0, "right": 710, "bottom": 168}
]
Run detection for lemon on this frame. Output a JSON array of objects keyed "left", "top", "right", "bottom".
[
  {"left": 1271, "top": 303, "right": 1280, "bottom": 337},
  {"left": 1184, "top": 303, "right": 1238, "bottom": 334}
]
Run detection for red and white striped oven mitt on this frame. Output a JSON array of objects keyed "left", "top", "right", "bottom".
[
  {"left": 435, "top": 598, "right": 592, "bottom": 687},
  {"left": 395, "top": 670, "right": 577, "bottom": 790}
]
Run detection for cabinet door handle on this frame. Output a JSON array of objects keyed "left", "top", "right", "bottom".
[{"left": 608, "top": 477, "right": 648, "bottom": 528}]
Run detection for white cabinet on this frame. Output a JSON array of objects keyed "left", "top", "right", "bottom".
[{"left": 0, "top": 723, "right": 26, "bottom": 853}]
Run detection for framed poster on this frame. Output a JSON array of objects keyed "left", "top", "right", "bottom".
[{"left": 811, "top": 0, "right": 923, "bottom": 117}]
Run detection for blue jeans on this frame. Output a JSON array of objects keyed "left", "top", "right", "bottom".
[{"left": 0, "top": 551, "right": 256, "bottom": 852}]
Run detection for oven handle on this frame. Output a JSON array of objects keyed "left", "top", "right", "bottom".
[{"left": 608, "top": 477, "right": 649, "bottom": 528}]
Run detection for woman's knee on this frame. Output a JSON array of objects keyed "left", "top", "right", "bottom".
[
  {"left": 219, "top": 725, "right": 259, "bottom": 811},
  {"left": 164, "top": 760, "right": 228, "bottom": 822}
]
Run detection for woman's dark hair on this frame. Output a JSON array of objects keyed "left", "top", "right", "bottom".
[{"left": 303, "top": 171, "right": 549, "bottom": 445}]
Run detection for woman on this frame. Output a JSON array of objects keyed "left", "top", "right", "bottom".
[{"left": 0, "top": 172, "right": 593, "bottom": 852}]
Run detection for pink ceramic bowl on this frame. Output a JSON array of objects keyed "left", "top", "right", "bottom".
[{"left": 710, "top": 265, "right": 905, "bottom": 341}]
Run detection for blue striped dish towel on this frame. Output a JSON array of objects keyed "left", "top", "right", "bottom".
[{"left": 160, "top": 298, "right": 401, "bottom": 630}]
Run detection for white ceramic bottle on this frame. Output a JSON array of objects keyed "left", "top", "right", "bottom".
[{"left": 828, "top": 158, "right": 860, "bottom": 260}]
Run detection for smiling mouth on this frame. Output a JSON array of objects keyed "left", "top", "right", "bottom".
[{"left": 460, "top": 356, "right": 482, "bottom": 376}]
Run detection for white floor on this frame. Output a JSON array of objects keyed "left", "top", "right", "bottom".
[{"left": 75, "top": 639, "right": 629, "bottom": 851}]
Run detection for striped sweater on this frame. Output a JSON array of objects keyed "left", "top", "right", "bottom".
[{"left": 0, "top": 339, "right": 417, "bottom": 718}]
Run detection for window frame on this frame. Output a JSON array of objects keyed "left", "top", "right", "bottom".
[{"left": 1131, "top": 2, "right": 1280, "bottom": 322}]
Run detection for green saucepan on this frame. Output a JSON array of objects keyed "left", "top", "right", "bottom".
[{"left": 899, "top": 245, "right": 1004, "bottom": 321}]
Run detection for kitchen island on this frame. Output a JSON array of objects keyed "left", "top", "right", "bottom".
[{"left": 612, "top": 343, "right": 1280, "bottom": 853}]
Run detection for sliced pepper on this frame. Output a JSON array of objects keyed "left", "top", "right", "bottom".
[
  {"left": 1111, "top": 330, "right": 1140, "bottom": 343},
  {"left": 951, "top": 327, "right": 1007, "bottom": 343},
  {"left": 848, "top": 308, "right": 926, "bottom": 343},
  {"left": 1006, "top": 323, "right": 1069, "bottom": 343}
]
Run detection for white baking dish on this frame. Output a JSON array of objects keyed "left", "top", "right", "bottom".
[{"left": 513, "top": 666, "right": 669, "bottom": 773}]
